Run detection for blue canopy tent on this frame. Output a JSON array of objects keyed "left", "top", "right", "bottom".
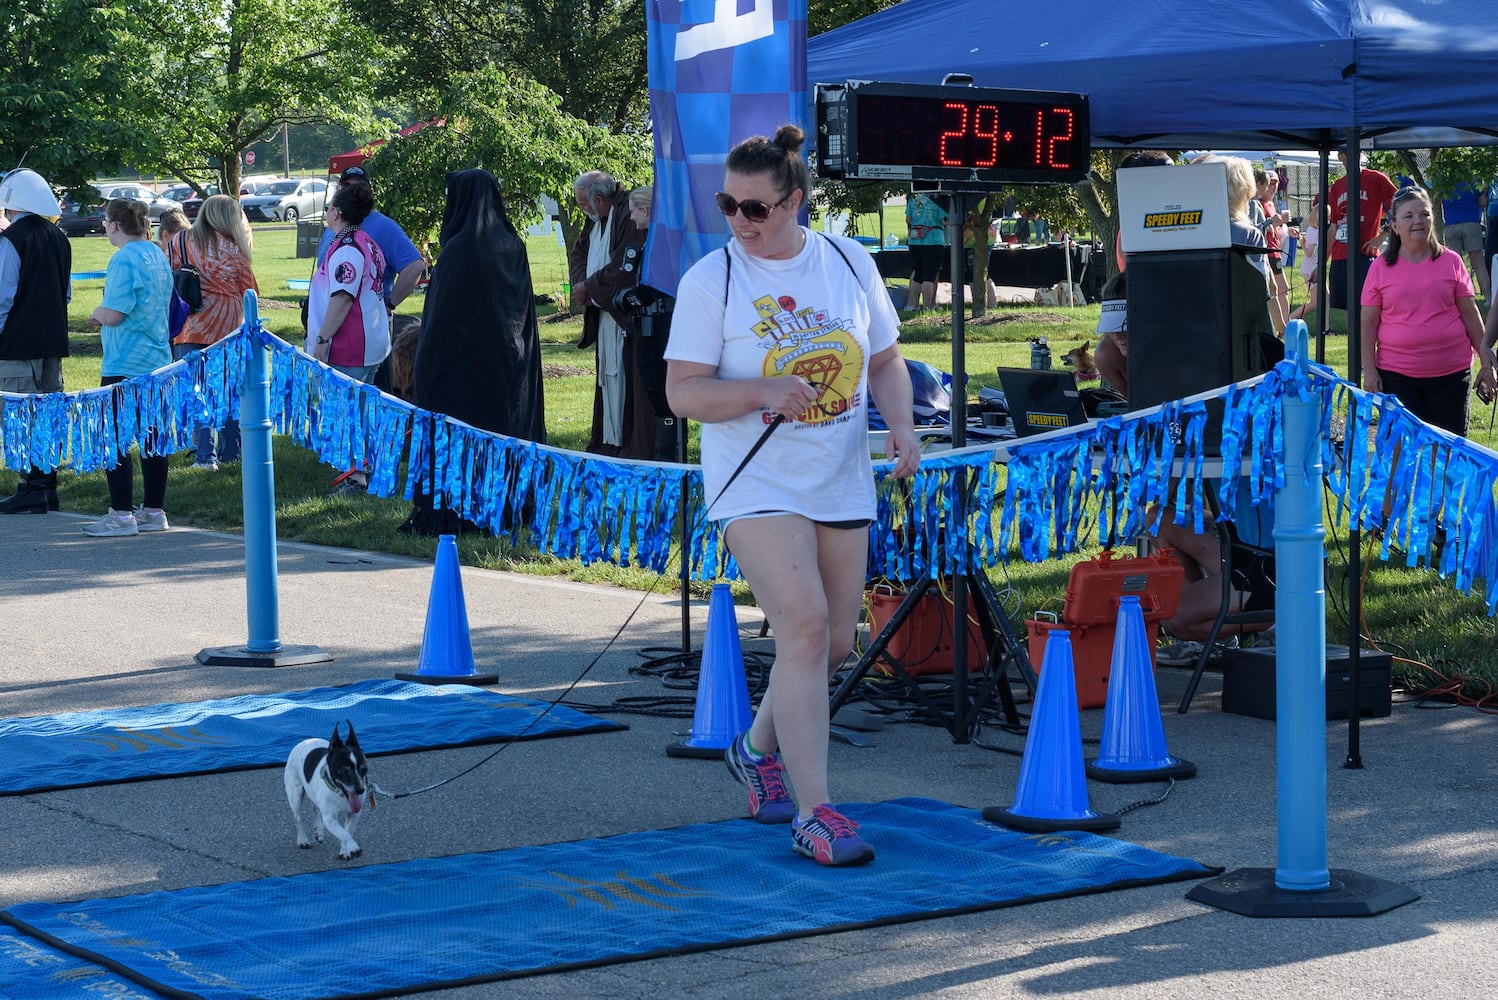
[
  {"left": 806, "top": 0, "right": 1498, "bottom": 151},
  {"left": 810, "top": 1, "right": 1498, "bottom": 911}
]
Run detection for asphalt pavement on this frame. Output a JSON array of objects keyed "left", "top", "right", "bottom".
[{"left": 1, "top": 511, "right": 1494, "bottom": 999}]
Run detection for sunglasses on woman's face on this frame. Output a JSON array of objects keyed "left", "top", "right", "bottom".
[{"left": 716, "top": 191, "right": 788, "bottom": 224}]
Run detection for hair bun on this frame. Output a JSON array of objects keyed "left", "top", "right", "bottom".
[{"left": 773, "top": 124, "right": 806, "bottom": 155}]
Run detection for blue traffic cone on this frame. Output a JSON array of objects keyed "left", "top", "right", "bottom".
[
  {"left": 396, "top": 534, "right": 499, "bottom": 686},
  {"left": 1087, "top": 596, "right": 1196, "bottom": 782},
  {"left": 667, "top": 583, "right": 753, "bottom": 759},
  {"left": 983, "top": 630, "right": 1120, "bottom": 832}
]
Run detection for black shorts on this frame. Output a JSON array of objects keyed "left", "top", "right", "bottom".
[
  {"left": 909, "top": 244, "right": 944, "bottom": 284},
  {"left": 1231, "top": 559, "right": 1276, "bottom": 612},
  {"left": 1375, "top": 367, "right": 1472, "bottom": 438},
  {"left": 1327, "top": 254, "right": 1374, "bottom": 311},
  {"left": 725, "top": 511, "right": 871, "bottom": 531},
  {"left": 1268, "top": 255, "right": 1284, "bottom": 273}
]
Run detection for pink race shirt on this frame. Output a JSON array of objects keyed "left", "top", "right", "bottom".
[
  {"left": 309, "top": 228, "right": 390, "bottom": 369},
  {"left": 1361, "top": 249, "right": 1475, "bottom": 378}
]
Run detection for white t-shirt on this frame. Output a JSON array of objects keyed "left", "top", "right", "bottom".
[
  {"left": 666, "top": 229, "right": 900, "bottom": 522},
  {"left": 307, "top": 227, "right": 390, "bottom": 369},
  {"left": 1299, "top": 223, "right": 1319, "bottom": 282}
]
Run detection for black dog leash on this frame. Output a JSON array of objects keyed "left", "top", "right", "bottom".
[
  {"left": 370, "top": 413, "right": 786, "bottom": 802},
  {"left": 704, "top": 413, "right": 784, "bottom": 516}
]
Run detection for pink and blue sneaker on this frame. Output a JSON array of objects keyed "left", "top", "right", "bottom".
[
  {"left": 792, "top": 804, "right": 875, "bottom": 866},
  {"left": 725, "top": 732, "right": 797, "bottom": 824}
]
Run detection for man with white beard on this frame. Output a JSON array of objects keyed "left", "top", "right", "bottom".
[{"left": 568, "top": 170, "right": 653, "bottom": 458}]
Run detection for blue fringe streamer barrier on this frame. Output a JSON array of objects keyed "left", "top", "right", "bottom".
[{"left": 4, "top": 318, "right": 1497, "bottom": 608}]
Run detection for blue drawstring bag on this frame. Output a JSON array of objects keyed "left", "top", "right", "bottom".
[
  {"left": 168, "top": 288, "right": 190, "bottom": 340},
  {"left": 867, "top": 359, "right": 953, "bottom": 430}
]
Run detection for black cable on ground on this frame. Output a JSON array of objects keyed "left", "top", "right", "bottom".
[{"left": 1115, "top": 778, "right": 1177, "bottom": 815}]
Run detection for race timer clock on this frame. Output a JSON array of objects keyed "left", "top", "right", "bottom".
[{"left": 816, "top": 81, "right": 1090, "bottom": 186}]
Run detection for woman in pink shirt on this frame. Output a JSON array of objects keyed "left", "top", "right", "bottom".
[{"left": 1360, "top": 186, "right": 1494, "bottom": 435}]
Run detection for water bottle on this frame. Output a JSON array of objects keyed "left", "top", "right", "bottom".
[{"left": 1029, "top": 337, "right": 1051, "bottom": 370}]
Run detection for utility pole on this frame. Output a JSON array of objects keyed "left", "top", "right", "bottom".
[{"left": 282, "top": 123, "right": 291, "bottom": 176}]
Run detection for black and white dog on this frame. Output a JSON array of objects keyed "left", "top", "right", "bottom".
[{"left": 284, "top": 721, "right": 371, "bottom": 860}]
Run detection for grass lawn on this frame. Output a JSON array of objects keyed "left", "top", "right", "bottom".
[{"left": 41, "top": 224, "right": 1498, "bottom": 700}]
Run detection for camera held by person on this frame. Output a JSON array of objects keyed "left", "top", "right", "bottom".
[{"left": 612, "top": 253, "right": 681, "bottom": 462}]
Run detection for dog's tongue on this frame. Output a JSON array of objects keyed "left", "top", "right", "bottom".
[{"left": 348, "top": 792, "right": 362, "bottom": 814}]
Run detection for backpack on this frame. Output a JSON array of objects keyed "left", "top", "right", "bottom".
[{"left": 172, "top": 232, "right": 204, "bottom": 313}]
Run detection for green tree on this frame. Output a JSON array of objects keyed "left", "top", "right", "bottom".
[
  {"left": 350, "top": 0, "right": 894, "bottom": 134},
  {"left": 108, "top": 0, "right": 386, "bottom": 195},
  {"left": 809, "top": 0, "right": 900, "bottom": 35},
  {"left": 0, "top": 0, "right": 127, "bottom": 191},
  {"left": 344, "top": 0, "right": 647, "bottom": 132},
  {"left": 1076, "top": 149, "right": 1190, "bottom": 281},
  {"left": 364, "top": 68, "right": 649, "bottom": 252}
]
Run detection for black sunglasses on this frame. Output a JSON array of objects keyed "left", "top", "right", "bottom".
[
  {"left": 716, "top": 191, "right": 789, "bottom": 224},
  {"left": 1392, "top": 185, "right": 1425, "bottom": 202}
]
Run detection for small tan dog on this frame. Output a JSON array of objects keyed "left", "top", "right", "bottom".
[{"left": 1060, "top": 340, "right": 1100, "bottom": 381}]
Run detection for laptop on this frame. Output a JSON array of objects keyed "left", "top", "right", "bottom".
[
  {"left": 996, "top": 367, "right": 1090, "bottom": 437},
  {"left": 1116, "top": 160, "right": 1233, "bottom": 254}
]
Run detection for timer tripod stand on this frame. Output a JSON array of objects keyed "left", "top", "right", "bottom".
[{"left": 830, "top": 191, "right": 1038, "bottom": 741}]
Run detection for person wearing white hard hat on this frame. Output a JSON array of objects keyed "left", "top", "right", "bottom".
[{"left": 0, "top": 167, "right": 72, "bottom": 514}]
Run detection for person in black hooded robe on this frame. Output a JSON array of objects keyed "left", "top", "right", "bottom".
[{"left": 401, "top": 169, "right": 546, "bottom": 535}]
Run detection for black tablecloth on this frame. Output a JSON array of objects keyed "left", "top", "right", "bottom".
[
  {"left": 871, "top": 244, "right": 1095, "bottom": 292},
  {"left": 987, "top": 244, "right": 1092, "bottom": 288}
]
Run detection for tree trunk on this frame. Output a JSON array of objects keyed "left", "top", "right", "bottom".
[
  {"left": 557, "top": 207, "right": 580, "bottom": 276},
  {"left": 967, "top": 196, "right": 1000, "bottom": 320},
  {"left": 221, "top": 157, "right": 242, "bottom": 201},
  {"left": 1079, "top": 154, "right": 1121, "bottom": 281}
]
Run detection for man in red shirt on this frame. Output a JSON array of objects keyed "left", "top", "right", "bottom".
[{"left": 1326, "top": 151, "right": 1398, "bottom": 324}]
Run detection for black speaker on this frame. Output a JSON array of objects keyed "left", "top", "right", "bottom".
[{"left": 1125, "top": 249, "right": 1277, "bottom": 451}]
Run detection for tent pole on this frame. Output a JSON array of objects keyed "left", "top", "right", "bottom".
[
  {"left": 947, "top": 192, "right": 971, "bottom": 742},
  {"left": 1343, "top": 129, "right": 1365, "bottom": 771},
  {"left": 1316, "top": 143, "right": 1330, "bottom": 366}
]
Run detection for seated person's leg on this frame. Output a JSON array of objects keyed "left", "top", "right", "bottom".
[
  {"left": 1096, "top": 333, "right": 1127, "bottom": 396},
  {"left": 1152, "top": 507, "right": 1274, "bottom": 643}
]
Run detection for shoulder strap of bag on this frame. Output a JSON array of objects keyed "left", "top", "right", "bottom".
[
  {"left": 721, "top": 232, "right": 859, "bottom": 308},
  {"left": 722, "top": 244, "right": 732, "bottom": 305},
  {"left": 817, "top": 232, "right": 860, "bottom": 279},
  {"left": 175, "top": 231, "right": 191, "bottom": 268}
]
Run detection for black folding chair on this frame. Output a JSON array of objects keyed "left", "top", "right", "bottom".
[{"left": 1177, "top": 493, "right": 1275, "bottom": 714}]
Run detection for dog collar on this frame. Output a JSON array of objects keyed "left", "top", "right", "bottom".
[{"left": 321, "top": 770, "right": 345, "bottom": 796}]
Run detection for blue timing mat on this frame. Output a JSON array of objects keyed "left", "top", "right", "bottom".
[
  {"left": 0, "top": 924, "right": 159, "bottom": 999},
  {"left": 1, "top": 798, "right": 1217, "bottom": 1000},
  {"left": 0, "top": 679, "right": 623, "bottom": 795}
]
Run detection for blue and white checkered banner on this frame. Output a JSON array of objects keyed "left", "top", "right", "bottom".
[{"left": 643, "top": 0, "right": 808, "bottom": 297}]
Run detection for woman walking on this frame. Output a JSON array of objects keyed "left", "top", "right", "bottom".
[
  {"left": 83, "top": 198, "right": 174, "bottom": 537},
  {"left": 169, "top": 194, "right": 258, "bottom": 469},
  {"left": 665, "top": 126, "right": 921, "bottom": 866}
]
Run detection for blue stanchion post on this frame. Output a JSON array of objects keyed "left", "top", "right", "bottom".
[
  {"left": 241, "top": 291, "right": 280, "bottom": 654},
  {"left": 196, "top": 292, "right": 330, "bottom": 668},
  {"left": 1186, "top": 319, "right": 1417, "bottom": 916},
  {"left": 1274, "top": 319, "right": 1329, "bottom": 891}
]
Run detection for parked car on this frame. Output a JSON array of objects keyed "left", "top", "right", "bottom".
[
  {"left": 98, "top": 184, "right": 180, "bottom": 222},
  {"left": 239, "top": 173, "right": 285, "bottom": 194},
  {"left": 57, "top": 197, "right": 106, "bottom": 236},
  {"left": 167, "top": 183, "right": 220, "bottom": 220},
  {"left": 240, "top": 177, "right": 328, "bottom": 223},
  {"left": 161, "top": 182, "right": 217, "bottom": 204},
  {"left": 57, "top": 184, "right": 174, "bottom": 236}
]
